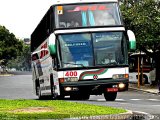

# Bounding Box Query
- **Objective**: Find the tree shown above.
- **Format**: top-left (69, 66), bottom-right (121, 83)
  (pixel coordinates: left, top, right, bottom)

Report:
top-left (7, 43), bottom-right (31, 71)
top-left (120, 0), bottom-right (160, 84)
top-left (0, 25), bottom-right (23, 72)
top-left (20, 45), bottom-right (31, 71)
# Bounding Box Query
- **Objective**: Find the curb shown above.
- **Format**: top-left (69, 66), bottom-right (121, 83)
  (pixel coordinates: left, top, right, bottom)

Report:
top-left (64, 110), bottom-right (133, 120)
top-left (132, 111), bottom-right (155, 120)
top-left (0, 74), bottom-right (14, 77)
top-left (129, 87), bottom-right (158, 95)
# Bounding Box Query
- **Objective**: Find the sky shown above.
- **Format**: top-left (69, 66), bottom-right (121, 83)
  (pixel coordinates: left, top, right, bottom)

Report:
top-left (0, 0), bottom-right (53, 39)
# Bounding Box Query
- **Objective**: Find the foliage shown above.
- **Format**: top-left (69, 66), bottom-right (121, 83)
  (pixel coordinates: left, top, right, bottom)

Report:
top-left (121, 0), bottom-right (160, 50)
top-left (21, 45), bottom-right (31, 71)
top-left (7, 44), bottom-right (31, 71)
top-left (0, 25), bottom-right (23, 71)
top-left (120, 0), bottom-right (160, 83)
top-left (0, 99), bottom-right (126, 119)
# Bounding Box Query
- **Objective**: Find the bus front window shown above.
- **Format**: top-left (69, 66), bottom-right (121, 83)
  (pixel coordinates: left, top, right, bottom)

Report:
top-left (58, 33), bottom-right (94, 68)
top-left (58, 32), bottom-right (128, 68)
top-left (92, 32), bottom-right (128, 66)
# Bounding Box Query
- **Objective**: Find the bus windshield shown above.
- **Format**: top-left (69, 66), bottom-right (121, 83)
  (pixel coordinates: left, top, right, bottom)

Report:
top-left (55, 3), bottom-right (122, 28)
top-left (129, 53), bottom-right (153, 72)
top-left (58, 32), bottom-right (128, 68)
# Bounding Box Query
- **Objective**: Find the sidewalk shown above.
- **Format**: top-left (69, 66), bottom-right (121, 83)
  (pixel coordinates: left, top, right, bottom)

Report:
top-left (0, 73), bottom-right (13, 76)
top-left (129, 82), bottom-right (159, 94)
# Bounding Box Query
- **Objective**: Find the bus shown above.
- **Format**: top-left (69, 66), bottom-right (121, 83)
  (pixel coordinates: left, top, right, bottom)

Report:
top-left (31, 0), bottom-right (136, 101)
top-left (129, 52), bottom-right (155, 84)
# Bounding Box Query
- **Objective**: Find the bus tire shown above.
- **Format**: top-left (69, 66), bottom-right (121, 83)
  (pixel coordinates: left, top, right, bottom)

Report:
top-left (35, 79), bottom-right (39, 96)
top-left (57, 95), bottom-right (64, 100)
top-left (70, 92), bottom-right (82, 100)
top-left (104, 92), bottom-right (117, 101)
top-left (82, 94), bottom-right (90, 100)
top-left (50, 74), bottom-right (54, 97)
top-left (50, 74), bottom-right (64, 100)
top-left (143, 74), bottom-right (149, 84)
top-left (36, 85), bottom-right (44, 100)
top-left (140, 74), bottom-right (149, 85)
top-left (70, 93), bottom-right (79, 100)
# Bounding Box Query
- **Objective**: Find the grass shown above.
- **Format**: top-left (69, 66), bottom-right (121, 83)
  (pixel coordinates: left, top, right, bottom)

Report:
top-left (0, 99), bottom-right (127, 119)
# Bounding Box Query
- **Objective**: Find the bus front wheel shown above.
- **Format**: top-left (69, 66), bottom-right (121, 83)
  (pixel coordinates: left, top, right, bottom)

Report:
top-left (104, 92), bottom-right (117, 101)
top-left (82, 94), bottom-right (90, 100)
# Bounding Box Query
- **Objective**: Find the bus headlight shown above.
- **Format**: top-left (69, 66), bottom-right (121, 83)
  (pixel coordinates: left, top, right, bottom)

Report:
top-left (64, 87), bottom-right (79, 91)
top-left (65, 77), bottom-right (78, 82)
top-left (112, 74), bottom-right (129, 79)
top-left (64, 87), bottom-right (72, 91)
top-left (118, 83), bottom-right (125, 89)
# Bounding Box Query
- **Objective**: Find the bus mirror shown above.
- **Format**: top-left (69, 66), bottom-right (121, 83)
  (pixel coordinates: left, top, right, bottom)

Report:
top-left (127, 30), bottom-right (136, 50)
top-left (49, 34), bottom-right (56, 56)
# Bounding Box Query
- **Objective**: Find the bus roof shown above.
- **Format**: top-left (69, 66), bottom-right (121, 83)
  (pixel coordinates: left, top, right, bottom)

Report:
top-left (53, 0), bottom-right (118, 5)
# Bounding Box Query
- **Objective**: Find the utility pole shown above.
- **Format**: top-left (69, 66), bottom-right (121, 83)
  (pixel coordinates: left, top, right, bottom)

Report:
top-left (138, 56), bottom-right (140, 88)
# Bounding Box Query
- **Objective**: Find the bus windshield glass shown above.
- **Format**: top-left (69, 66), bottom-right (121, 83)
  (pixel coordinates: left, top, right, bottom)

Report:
top-left (58, 32), bottom-right (128, 68)
top-left (55, 3), bottom-right (122, 28)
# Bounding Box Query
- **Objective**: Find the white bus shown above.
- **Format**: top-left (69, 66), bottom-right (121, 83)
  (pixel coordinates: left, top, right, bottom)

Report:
top-left (31, 0), bottom-right (136, 101)
top-left (129, 52), bottom-right (155, 84)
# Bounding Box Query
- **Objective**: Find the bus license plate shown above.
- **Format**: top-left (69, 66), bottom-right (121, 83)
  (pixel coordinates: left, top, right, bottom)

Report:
top-left (107, 88), bottom-right (118, 92)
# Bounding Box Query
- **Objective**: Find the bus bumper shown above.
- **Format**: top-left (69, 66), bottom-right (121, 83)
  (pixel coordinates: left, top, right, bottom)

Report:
top-left (60, 79), bottom-right (128, 95)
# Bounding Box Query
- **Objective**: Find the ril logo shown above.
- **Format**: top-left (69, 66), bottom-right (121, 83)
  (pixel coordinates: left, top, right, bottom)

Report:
top-left (93, 75), bottom-right (98, 80)
top-left (40, 42), bottom-right (48, 59)
top-left (68, 5), bottom-right (108, 12)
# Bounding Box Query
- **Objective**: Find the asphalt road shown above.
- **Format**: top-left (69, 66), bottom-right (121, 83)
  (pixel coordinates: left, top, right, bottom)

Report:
top-left (73, 91), bottom-right (160, 114)
top-left (0, 72), bottom-right (37, 99)
top-left (0, 72), bottom-right (160, 118)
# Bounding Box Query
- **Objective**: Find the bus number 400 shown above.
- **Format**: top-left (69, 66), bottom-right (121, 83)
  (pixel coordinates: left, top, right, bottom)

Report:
top-left (65, 71), bottom-right (77, 77)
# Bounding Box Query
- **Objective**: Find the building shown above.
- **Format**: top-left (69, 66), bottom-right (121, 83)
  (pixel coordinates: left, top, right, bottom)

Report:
top-left (24, 38), bottom-right (30, 45)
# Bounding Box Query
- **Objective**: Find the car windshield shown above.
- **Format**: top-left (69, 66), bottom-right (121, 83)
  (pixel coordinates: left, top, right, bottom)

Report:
top-left (58, 32), bottom-right (128, 68)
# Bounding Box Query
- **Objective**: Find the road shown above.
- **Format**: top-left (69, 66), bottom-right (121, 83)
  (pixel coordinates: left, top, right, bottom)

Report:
top-left (0, 72), bottom-right (37, 99)
top-left (74, 91), bottom-right (160, 114)
top-left (0, 72), bottom-right (160, 117)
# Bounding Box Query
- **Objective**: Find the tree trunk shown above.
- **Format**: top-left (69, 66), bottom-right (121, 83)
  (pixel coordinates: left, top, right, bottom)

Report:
top-left (155, 51), bottom-right (160, 84)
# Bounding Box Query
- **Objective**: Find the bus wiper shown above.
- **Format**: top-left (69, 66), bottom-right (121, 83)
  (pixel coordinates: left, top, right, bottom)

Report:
top-left (63, 62), bottom-right (87, 68)
top-left (105, 62), bottom-right (118, 66)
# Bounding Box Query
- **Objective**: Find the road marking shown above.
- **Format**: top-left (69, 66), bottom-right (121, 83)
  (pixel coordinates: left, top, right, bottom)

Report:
top-left (130, 99), bottom-right (142, 101)
top-left (97, 99), bottom-right (105, 101)
top-left (151, 105), bottom-right (160, 106)
top-left (97, 99), bottom-right (126, 101)
top-left (116, 99), bottom-right (126, 101)
top-left (148, 99), bottom-right (160, 101)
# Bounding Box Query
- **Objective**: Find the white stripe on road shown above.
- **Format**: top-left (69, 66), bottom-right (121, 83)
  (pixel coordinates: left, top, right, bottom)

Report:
top-left (130, 99), bottom-right (143, 101)
top-left (116, 99), bottom-right (126, 101)
top-left (97, 99), bottom-right (105, 101)
top-left (151, 105), bottom-right (160, 106)
top-left (97, 99), bottom-right (125, 101)
top-left (147, 99), bottom-right (160, 101)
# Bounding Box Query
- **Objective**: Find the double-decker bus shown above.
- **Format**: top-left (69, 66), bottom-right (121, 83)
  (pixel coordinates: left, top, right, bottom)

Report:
top-left (31, 0), bottom-right (136, 101)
